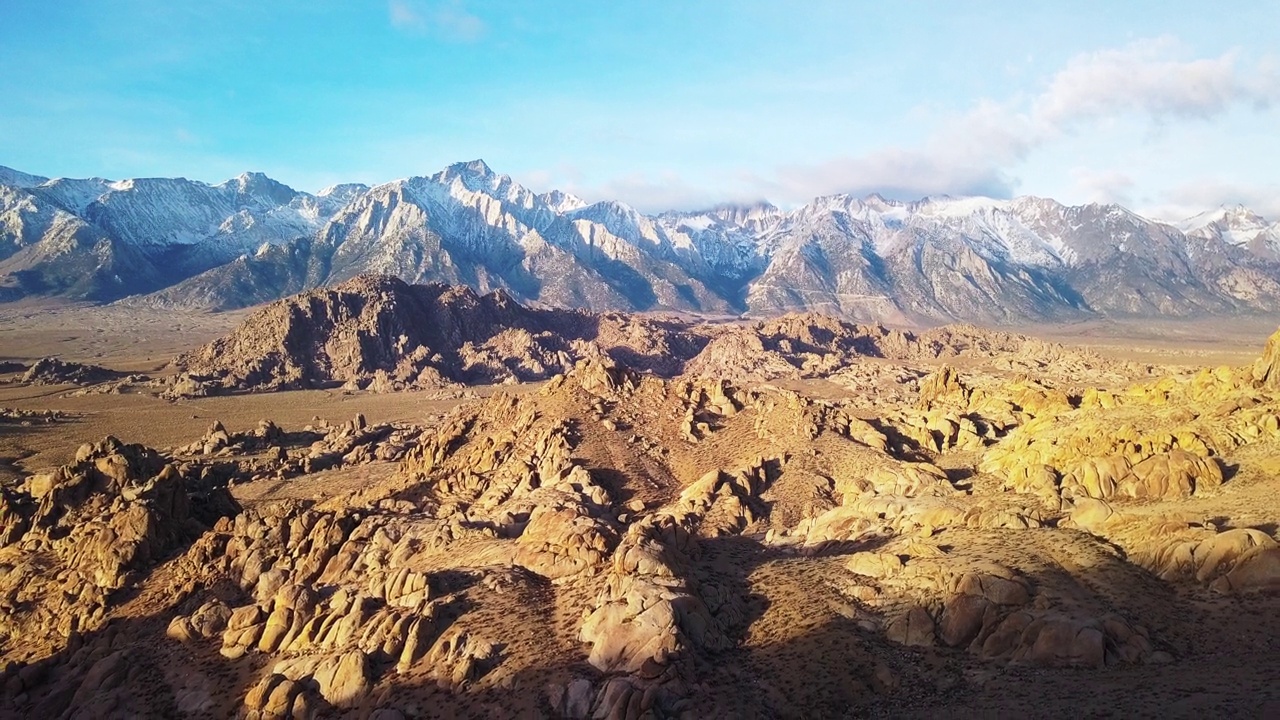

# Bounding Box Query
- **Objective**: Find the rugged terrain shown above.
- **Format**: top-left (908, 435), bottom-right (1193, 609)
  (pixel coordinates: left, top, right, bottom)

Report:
top-left (0, 282), bottom-right (1278, 718)
top-left (167, 275), bottom-right (1151, 399)
top-left (2, 161), bottom-right (1279, 322)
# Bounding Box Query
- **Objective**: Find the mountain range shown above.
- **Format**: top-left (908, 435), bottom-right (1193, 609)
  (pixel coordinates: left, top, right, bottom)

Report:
top-left (1, 159), bottom-right (1278, 323)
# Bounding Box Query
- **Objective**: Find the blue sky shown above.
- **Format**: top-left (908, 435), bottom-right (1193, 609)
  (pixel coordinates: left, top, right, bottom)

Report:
top-left (1, 1), bottom-right (1277, 218)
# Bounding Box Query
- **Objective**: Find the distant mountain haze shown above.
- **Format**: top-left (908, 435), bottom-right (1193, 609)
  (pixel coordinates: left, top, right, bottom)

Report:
top-left (1, 160), bottom-right (1277, 323)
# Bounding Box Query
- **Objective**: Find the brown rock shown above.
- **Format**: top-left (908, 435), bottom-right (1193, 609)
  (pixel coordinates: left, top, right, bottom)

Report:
top-left (885, 606), bottom-right (936, 647)
top-left (1254, 327), bottom-right (1280, 388)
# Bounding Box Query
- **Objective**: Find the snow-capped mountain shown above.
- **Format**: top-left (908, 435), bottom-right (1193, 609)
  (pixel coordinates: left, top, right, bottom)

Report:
top-left (1, 160), bottom-right (1277, 321)
top-left (1179, 205), bottom-right (1280, 262)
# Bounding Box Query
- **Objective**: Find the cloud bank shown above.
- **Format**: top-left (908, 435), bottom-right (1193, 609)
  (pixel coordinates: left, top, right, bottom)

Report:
top-left (574, 37), bottom-right (1277, 218)
top-left (753, 37), bottom-right (1280, 210)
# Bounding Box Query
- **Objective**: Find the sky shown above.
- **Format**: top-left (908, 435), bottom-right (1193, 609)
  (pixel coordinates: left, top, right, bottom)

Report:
top-left (1, 0), bottom-right (1278, 220)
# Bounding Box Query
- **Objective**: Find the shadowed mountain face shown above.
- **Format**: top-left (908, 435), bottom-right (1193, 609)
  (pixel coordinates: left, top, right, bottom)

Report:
top-left (171, 275), bottom-right (1038, 394)
top-left (171, 275), bottom-right (714, 392)
top-left (2, 160), bottom-right (1279, 321)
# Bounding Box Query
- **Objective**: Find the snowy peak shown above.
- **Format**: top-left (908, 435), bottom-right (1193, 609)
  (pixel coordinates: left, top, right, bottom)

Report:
top-left (219, 171), bottom-right (299, 207)
top-left (1, 157), bottom-right (1278, 321)
top-left (537, 189), bottom-right (588, 214)
top-left (454, 158), bottom-right (494, 178)
top-left (0, 165), bottom-right (48, 188)
top-left (1178, 204), bottom-right (1268, 232)
top-left (568, 200), bottom-right (658, 244)
top-left (436, 159), bottom-right (498, 191)
top-left (909, 195), bottom-right (1010, 218)
top-left (318, 183), bottom-right (370, 202)
top-left (702, 201), bottom-right (782, 230)
top-left (31, 177), bottom-right (119, 215)
top-left (1178, 205), bottom-right (1274, 245)
top-left (1174, 204), bottom-right (1280, 262)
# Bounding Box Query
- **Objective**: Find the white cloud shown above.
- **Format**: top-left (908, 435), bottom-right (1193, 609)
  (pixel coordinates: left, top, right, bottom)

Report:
top-left (753, 149), bottom-right (1017, 206)
top-left (1032, 37), bottom-right (1280, 127)
top-left (734, 38), bottom-right (1279, 209)
top-left (580, 171), bottom-right (738, 214)
top-left (1070, 168), bottom-right (1136, 207)
top-left (1144, 180), bottom-right (1280, 223)
top-left (388, 0), bottom-right (485, 41)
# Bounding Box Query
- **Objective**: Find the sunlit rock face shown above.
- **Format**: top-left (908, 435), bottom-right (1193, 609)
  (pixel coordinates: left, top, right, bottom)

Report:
top-left (3, 287), bottom-right (1280, 717)
top-left (3, 161), bottom-right (1280, 321)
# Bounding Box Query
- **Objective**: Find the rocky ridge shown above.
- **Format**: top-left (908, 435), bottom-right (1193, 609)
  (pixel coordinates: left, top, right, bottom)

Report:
top-left (0, 323), bottom-right (1278, 715)
top-left (20, 358), bottom-right (124, 387)
top-left (2, 161), bottom-right (1279, 322)
top-left (172, 276), bottom-right (1146, 400)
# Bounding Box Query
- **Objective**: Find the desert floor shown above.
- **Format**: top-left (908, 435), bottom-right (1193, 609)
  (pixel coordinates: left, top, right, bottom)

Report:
top-left (2, 303), bottom-right (1279, 719)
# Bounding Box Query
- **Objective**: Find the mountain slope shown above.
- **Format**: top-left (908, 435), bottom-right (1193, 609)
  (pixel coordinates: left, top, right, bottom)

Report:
top-left (0, 160), bottom-right (1277, 322)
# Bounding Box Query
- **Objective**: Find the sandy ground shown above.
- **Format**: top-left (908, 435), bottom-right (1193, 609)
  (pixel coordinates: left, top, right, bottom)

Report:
top-left (0, 381), bottom-right (482, 476)
top-left (0, 302), bottom-right (248, 371)
top-left (1010, 316), bottom-right (1278, 367)
top-left (2, 303), bottom-right (1279, 718)
top-left (0, 303), bottom-right (1272, 479)
top-left (0, 303), bottom-right (553, 473)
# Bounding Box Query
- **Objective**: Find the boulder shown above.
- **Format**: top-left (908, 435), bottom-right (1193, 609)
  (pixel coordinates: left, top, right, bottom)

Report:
top-left (1254, 327), bottom-right (1280, 389)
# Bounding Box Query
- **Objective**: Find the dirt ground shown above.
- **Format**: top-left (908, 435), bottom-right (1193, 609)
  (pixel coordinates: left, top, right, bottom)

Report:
top-left (1, 302), bottom-right (1279, 719)
top-left (0, 303), bottom-right (1267, 475)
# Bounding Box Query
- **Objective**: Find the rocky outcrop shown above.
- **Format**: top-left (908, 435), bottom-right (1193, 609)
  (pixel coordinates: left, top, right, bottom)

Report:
top-left (171, 275), bottom-right (707, 393)
top-left (4, 324), bottom-right (1280, 717)
top-left (0, 407), bottom-right (68, 425)
top-left (0, 437), bottom-right (238, 645)
top-left (20, 357), bottom-right (123, 386)
top-left (1255, 326), bottom-right (1280, 389)
top-left (854, 535), bottom-right (1157, 668)
top-left (172, 277), bottom-right (1133, 395)
top-left (1059, 450), bottom-right (1224, 501)
top-left (174, 414), bottom-right (425, 480)
top-left (172, 276), bottom-right (566, 391)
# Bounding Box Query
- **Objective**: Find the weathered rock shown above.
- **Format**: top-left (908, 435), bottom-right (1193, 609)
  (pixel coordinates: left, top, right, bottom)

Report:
top-left (885, 606), bottom-right (936, 647)
top-left (1211, 546), bottom-right (1280, 594)
top-left (1254, 327), bottom-right (1280, 389)
top-left (274, 650), bottom-right (370, 708)
top-left (21, 357), bottom-right (122, 386)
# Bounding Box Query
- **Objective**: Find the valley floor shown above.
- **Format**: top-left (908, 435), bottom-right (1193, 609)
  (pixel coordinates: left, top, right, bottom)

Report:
top-left (0, 304), bottom-right (1278, 718)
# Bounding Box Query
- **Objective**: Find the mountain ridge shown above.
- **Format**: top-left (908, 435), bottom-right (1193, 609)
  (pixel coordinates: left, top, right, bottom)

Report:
top-left (1, 160), bottom-right (1278, 322)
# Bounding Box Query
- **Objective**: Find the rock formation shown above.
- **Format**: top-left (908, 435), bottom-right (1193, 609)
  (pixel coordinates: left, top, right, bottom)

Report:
top-left (0, 437), bottom-right (239, 655)
top-left (171, 275), bottom-right (709, 393)
top-left (1, 297), bottom-right (1279, 716)
top-left (172, 277), bottom-right (1141, 399)
top-left (1256, 325), bottom-right (1280, 388)
top-left (20, 357), bottom-right (123, 386)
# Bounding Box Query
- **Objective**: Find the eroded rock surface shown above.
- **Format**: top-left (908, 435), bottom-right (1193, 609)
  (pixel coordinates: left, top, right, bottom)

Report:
top-left (20, 357), bottom-right (124, 386)
top-left (2, 309), bottom-right (1279, 718)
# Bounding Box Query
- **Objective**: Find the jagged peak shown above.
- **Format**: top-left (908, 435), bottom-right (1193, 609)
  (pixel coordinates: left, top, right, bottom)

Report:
top-left (537, 188), bottom-right (588, 212)
top-left (1009, 195), bottom-right (1065, 211)
top-left (706, 200), bottom-right (780, 218)
top-left (656, 201), bottom-right (783, 231)
top-left (910, 195), bottom-right (1009, 217)
top-left (219, 171), bottom-right (298, 201)
top-left (570, 198), bottom-right (646, 223)
top-left (434, 159), bottom-right (524, 199)
top-left (864, 192), bottom-right (892, 204)
top-left (0, 165), bottom-right (50, 188)
top-left (234, 170), bottom-right (272, 184)
top-left (440, 159), bottom-right (495, 181)
top-left (1179, 204), bottom-right (1268, 231)
top-left (317, 182), bottom-right (371, 200)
